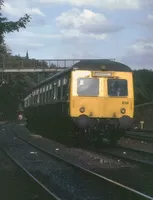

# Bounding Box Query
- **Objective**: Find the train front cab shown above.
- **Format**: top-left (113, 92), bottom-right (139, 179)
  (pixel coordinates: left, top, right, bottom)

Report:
top-left (69, 69), bottom-right (134, 143)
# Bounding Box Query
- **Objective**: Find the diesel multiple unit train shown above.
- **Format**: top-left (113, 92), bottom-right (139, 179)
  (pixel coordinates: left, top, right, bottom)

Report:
top-left (24, 59), bottom-right (134, 145)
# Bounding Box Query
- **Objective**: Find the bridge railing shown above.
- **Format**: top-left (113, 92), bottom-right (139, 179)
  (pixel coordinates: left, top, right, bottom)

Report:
top-left (0, 57), bottom-right (81, 70)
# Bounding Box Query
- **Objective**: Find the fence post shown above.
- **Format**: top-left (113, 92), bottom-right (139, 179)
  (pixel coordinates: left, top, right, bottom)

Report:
top-left (140, 121), bottom-right (144, 130)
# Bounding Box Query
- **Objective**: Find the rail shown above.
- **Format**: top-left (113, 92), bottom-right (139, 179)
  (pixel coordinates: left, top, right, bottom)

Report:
top-left (4, 150), bottom-right (61, 200)
top-left (135, 101), bottom-right (153, 108)
top-left (11, 123), bottom-right (153, 200)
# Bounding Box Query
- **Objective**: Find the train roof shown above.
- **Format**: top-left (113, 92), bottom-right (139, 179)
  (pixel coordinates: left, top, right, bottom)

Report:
top-left (72, 59), bottom-right (132, 71)
top-left (27, 59), bottom-right (132, 94)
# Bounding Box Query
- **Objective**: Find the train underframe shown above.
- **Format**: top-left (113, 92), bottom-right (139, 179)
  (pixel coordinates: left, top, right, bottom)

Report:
top-left (73, 114), bottom-right (134, 146)
top-left (25, 106), bottom-right (133, 147)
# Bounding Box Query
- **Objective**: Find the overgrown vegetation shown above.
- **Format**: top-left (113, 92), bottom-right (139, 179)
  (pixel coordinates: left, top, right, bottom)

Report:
top-left (0, 0), bottom-right (31, 119)
top-left (133, 69), bottom-right (153, 105)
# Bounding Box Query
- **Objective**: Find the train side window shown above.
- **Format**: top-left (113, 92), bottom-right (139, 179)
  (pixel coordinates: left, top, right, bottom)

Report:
top-left (53, 82), bottom-right (57, 100)
top-left (32, 92), bottom-right (33, 105)
top-left (34, 92), bottom-right (35, 104)
top-left (51, 84), bottom-right (53, 100)
top-left (29, 95), bottom-right (31, 105)
top-left (57, 79), bottom-right (61, 99)
top-left (62, 76), bottom-right (69, 100)
top-left (28, 95), bottom-right (30, 106)
top-left (36, 90), bottom-right (38, 104)
top-left (45, 86), bottom-right (47, 102)
top-left (33, 91), bottom-right (35, 104)
top-left (24, 99), bottom-right (27, 107)
top-left (49, 83), bottom-right (53, 100)
top-left (31, 92), bottom-right (33, 105)
top-left (46, 85), bottom-right (49, 102)
top-left (29, 94), bottom-right (31, 105)
top-left (33, 93), bottom-right (35, 104)
top-left (34, 90), bottom-right (36, 104)
top-left (30, 95), bottom-right (32, 105)
top-left (36, 89), bottom-right (39, 103)
top-left (48, 85), bottom-right (50, 101)
top-left (40, 88), bottom-right (43, 103)
top-left (32, 93), bottom-right (34, 105)
top-left (26, 98), bottom-right (28, 107)
top-left (43, 86), bottom-right (46, 103)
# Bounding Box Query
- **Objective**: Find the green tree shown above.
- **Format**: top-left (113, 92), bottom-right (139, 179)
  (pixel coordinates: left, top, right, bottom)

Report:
top-left (0, 0), bottom-right (31, 45)
top-left (0, 0), bottom-right (31, 119)
top-left (134, 69), bottom-right (153, 105)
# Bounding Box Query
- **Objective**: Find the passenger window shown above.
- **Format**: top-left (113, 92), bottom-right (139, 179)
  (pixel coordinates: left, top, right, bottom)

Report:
top-left (37, 89), bottom-right (40, 103)
top-left (57, 79), bottom-right (61, 99)
top-left (31, 92), bottom-right (33, 105)
top-left (46, 85), bottom-right (49, 102)
top-left (49, 84), bottom-right (53, 99)
top-left (40, 88), bottom-right (43, 103)
top-left (29, 95), bottom-right (31, 105)
top-left (34, 91), bottom-right (36, 104)
top-left (53, 82), bottom-right (57, 100)
top-left (62, 77), bottom-right (69, 100)
top-left (43, 86), bottom-right (46, 103)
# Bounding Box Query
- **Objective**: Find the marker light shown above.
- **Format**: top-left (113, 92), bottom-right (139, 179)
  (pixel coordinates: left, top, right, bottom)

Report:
top-left (80, 107), bottom-right (85, 113)
top-left (120, 108), bottom-right (126, 114)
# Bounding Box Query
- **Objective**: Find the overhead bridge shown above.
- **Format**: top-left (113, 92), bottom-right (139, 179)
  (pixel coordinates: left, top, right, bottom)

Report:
top-left (0, 58), bottom-right (82, 73)
top-left (0, 68), bottom-right (65, 72)
top-left (0, 58), bottom-right (116, 73)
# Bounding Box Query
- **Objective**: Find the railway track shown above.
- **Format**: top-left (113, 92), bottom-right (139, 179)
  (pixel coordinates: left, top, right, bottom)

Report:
top-left (93, 145), bottom-right (153, 167)
top-left (117, 144), bottom-right (153, 155)
top-left (0, 125), bottom-right (59, 200)
top-left (0, 147), bottom-right (55, 200)
top-left (2, 123), bottom-right (152, 200)
top-left (0, 123), bottom-right (127, 200)
top-left (125, 131), bottom-right (153, 142)
top-left (3, 150), bottom-right (60, 200)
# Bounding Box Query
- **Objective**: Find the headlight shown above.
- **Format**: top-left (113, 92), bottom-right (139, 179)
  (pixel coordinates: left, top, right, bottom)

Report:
top-left (120, 108), bottom-right (126, 114)
top-left (80, 107), bottom-right (85, 113)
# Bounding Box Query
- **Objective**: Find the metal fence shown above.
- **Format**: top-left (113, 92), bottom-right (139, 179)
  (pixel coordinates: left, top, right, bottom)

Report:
top-left (0, 58), bottom-right (83, 70)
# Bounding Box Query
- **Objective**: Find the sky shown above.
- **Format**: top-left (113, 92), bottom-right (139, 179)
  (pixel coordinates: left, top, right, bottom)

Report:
top-left (2, 0), bottom-right (153, 69)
